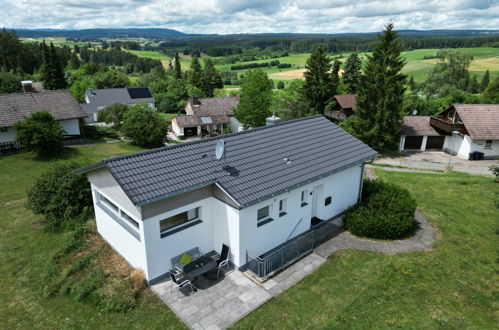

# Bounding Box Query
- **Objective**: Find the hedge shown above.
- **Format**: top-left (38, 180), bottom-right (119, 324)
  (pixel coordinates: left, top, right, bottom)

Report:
top-left (344, 179), bottom-right (417, 239)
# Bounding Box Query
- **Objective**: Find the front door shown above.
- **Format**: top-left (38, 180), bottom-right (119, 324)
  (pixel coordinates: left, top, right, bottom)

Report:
top-left (311, 185), bottom-right (323, 219)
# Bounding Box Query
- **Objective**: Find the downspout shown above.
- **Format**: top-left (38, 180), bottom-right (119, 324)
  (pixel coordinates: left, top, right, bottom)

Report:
top-left (357, 163), bottom-right (366, 203)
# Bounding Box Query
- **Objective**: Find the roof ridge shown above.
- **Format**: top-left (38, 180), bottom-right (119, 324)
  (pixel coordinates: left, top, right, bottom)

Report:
top-left (103, 115), bottom-right (325, 163)
top-left (0, 90), bottom-right (70, 97)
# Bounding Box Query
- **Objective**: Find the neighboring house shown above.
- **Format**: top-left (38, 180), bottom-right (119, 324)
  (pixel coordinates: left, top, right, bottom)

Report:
top-left (0, 90), bottom-right (87, 151)
top-left (400, 104), bottom-right (499, 159)
top-left (171, 95), bottom-right (243, 138)
top-left (75, 115), bottom-right (376, 283)
top-left (82, 88), bottom-right (155, 123)
top-left (324, 94), bottom-right (357, 122)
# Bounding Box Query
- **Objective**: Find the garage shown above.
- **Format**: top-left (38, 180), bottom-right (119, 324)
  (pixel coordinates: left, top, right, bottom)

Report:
top-left (426, 136), bottom-right (445, 150)
top-left (403, 136), bottom-right (423, 150)
top-left (184, 127), bottom-right (198, 137)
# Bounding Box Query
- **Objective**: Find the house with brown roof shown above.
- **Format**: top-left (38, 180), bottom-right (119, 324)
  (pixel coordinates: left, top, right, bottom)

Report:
top-left (324, 94), bottom-right (357, 122)
top-left (0, 91), bottom-right (87, 151)
top-left (171, 96), bottom-right (243, 139)
top-left (400, 104), bottom-right (499, 159)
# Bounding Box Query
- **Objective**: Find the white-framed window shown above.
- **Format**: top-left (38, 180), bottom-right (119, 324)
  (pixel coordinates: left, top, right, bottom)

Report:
top-left (257, 205), bottom-right (272, 226)
top-left (279, 199), bottom-right (287, 216)
top-left (121, 210), bottom-right (139, 229)
top-left (99, 194), bottom-right (119, 214)
top-left (96, 192), bottom-right (140, 239)
top-left (160, 206), bottom-right (200, 236)
top-left (485, 140), bottom-right (493, 149)
top-left (301, 190), bottom-right (308, 207)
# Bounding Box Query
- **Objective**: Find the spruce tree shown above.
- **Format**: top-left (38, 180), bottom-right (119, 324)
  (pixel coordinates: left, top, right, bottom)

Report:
top-left (331, 59), bottom-right (341, 96)
top-left (342, 53), bottom-right (361, 94)
top-left (480, 69), bottom-right (490, 91)
top-left (173, 53), bottom-right (182, 79)
top-left (349, 23), bottom-right (406, 150)
top-left (68, 52), bottom-right (81, 69)
top-left (41, 42), bottom-right (67, 90)
top-left (188, 55), bottom-right (203, 89)
top-left (201, 58), bottom-right (223, 97)
top-left (302, 46), bottom-right (332, 114)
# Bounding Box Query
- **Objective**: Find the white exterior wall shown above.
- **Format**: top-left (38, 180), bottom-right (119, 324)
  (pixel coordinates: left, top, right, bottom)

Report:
top-left (171, 121), bottom-right (183, 137)
top-left (444, 134), bottom-right (472, 159)
top-left (0, 127), bottom-right (17, 143)
top-left (466, 139), bottom-right (499, 158)
top-left (59, 119), bottom-right (81, 135)
top-left (229, 116), bottom-right (244, 132)
top-left (91, 186), bottom-right (148, 274)
top-left (236, 164), bottom-right (363, 266)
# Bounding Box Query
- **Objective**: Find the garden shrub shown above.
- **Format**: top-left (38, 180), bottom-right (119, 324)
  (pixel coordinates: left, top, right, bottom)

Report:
top-left (82, 124), bottom-right (119, 141)
top-left (344, 179), bottom-right (417, 239)
top-left (26, 160), bottom-right (93, 232)
top-left (121, 104), bottom-right (168, 147)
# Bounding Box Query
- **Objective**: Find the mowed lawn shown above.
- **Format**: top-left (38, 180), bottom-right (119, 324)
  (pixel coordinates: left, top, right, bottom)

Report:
top-left (0, 143), bottom-right (186, 329)
top-left (234, 170), bottom-right (498, 329)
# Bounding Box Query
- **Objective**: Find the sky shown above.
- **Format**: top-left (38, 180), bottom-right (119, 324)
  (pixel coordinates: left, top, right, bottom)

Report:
top-left (1, 0), bottom-right (499, 34)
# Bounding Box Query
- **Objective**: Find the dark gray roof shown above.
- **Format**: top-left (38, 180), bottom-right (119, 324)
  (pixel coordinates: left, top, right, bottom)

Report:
top-left (83, 88), bottom-right (154, 114)
top-left (0, 91), bottom-right (87, 127)
top-left (76, 115), bottom-right (376, 208)
top-left (187, 96), bottom-right (239, 116)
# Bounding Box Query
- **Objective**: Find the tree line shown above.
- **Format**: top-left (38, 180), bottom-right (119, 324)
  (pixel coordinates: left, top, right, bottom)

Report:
top-left (77, 47), bottom-right (161, 73)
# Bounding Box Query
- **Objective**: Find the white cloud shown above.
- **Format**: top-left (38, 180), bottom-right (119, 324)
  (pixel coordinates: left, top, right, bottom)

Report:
top-left (1, 0), bottom-right (498, 33)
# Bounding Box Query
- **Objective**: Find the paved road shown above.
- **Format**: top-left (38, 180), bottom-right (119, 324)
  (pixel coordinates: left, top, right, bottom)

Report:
top-left (375, 151), bottom-right (496, 175)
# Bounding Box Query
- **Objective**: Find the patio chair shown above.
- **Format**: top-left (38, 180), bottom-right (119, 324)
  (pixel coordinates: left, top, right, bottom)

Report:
top-left (169, 269), bottom-right (195, 297)
top-left (215, 244), bottom-right (230, 279)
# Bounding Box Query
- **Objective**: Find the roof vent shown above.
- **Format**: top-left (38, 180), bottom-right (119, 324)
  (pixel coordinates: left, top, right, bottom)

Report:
top-left (283, 157), bottom-right (291, 164)
top-left (21, 80), bottom-right (33, 93)
top-left (266, 115), bottom-right (282, 126)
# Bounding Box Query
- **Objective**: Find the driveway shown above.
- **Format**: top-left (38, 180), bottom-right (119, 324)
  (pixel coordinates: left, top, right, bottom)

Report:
top-left (375, 151), bottom-right (497, 175)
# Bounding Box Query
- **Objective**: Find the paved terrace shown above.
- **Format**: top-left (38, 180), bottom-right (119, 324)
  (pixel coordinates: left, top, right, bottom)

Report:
top-left (151, 210), bottom-right (435, 330)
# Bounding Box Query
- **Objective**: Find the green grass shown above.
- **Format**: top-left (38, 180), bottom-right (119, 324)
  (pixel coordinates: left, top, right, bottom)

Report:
top-left (158, 112), bottom-right (179, 122)
top-left (234, 170), bottom-right (498, 329)
top-left (0, 143), bottom-right (186, 329)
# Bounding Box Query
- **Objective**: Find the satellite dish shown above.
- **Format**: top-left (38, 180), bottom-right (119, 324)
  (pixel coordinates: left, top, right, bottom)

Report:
top-left (215, 139), bottom-right (225, 160)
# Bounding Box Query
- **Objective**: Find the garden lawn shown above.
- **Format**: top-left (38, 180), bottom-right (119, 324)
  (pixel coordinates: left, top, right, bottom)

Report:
top-left (0, 143), bottom-right (186, 329)
top-left (234, 170), bottom-right (498, 329)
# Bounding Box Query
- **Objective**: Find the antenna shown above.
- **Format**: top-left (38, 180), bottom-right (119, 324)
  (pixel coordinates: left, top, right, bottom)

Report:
top-left (215, 139), bottom-right (225, 160)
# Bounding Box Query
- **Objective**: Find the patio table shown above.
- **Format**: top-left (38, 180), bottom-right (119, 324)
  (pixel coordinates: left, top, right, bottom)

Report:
top-left (183, 255), bottom-right (217, 280)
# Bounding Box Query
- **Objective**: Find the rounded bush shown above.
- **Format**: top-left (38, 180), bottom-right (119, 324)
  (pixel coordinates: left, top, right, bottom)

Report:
top-left (344, 179), bottom-right (417, 239)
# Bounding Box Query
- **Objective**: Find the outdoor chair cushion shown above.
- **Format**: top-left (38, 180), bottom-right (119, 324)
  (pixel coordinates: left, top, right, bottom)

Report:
top-left (180, 253), bottom-right (192, 265)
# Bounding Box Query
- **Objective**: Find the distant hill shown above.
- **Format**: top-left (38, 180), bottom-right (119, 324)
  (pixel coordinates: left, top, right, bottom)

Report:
top-left (12, 28), bottom-right (186, 39)
top-left (9, 28), bottom-right (499, 40)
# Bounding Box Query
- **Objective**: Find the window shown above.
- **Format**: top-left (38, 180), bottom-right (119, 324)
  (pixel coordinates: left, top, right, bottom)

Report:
top-left (0, 127), bottom-right (8, 133)
top-left (121, 210), bottom-right (139, 229)
top-left (325, 196), bottom-right (332, 206)
top-left (485, 140), bottom-right (493, 149)
top-left (160, 207), bottom-right (200, 234)
top-left (301, 190), bottom-right (308, 207)
top-left (257, 205), bottom-right (273, 226)
top-left (279, 199), bottom-right (287, 217)
top-left (99, 194), bottom-right (119, 214)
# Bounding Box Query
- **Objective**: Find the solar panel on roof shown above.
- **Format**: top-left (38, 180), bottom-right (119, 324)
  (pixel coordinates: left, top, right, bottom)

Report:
top-left (127, 88), bottom-right (152, 99)
top-left (200, 117), bottom-right (213, 124)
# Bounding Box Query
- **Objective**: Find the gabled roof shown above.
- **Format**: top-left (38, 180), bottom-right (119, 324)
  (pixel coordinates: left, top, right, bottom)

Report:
top-left (0, 91), bottom-right (87, 128)
top-left (76, 115), bottom-right (376, 208)
top-left (172, 115), bottom-right (202, 127)
top-left (451, 104), bottom-right (499, 140)
top-left (328, 94), bottom-right (357, 110)
top-left (188, 96), bottom-right (239, 117)
top-left (83, 88), bottom-right (154, 113)
top-left (402, 116), bottom-right (441, 136)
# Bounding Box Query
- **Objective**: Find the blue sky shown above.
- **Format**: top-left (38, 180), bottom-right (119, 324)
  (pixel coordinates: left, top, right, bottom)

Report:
top-left (1, 0), bottom-right (498, 33)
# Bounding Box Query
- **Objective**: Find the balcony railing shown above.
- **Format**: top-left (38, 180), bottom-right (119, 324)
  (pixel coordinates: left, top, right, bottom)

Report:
top-left (323, 110), bottom-right (347, 121)
top-left (246, 219), bottom-right (340, 281)
top-left (0, 141), bottom-right (20, 154)
top-left (430, 116), bottom-right (463, 133)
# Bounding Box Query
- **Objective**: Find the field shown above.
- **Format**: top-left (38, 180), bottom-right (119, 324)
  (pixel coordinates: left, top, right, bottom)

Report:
top-left (1, 144), bottom-right (497, 328)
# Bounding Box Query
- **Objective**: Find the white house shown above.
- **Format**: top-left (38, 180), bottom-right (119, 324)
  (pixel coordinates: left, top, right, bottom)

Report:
top-left (76, 115), bottom-right (376, 283)
top-left (171, 96), bottom-right (243, 138)
top-left (81, 88), bottom-right (155, 123)
top-left (400, 104), bottom-right (499, 159)
top-left (0, 90), bottom-right (87, 151)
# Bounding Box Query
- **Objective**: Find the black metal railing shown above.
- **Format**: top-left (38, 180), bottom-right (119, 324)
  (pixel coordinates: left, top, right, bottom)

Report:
top-left (246, 219), bottom-right (340, 281)
top-left (0, 141), bottom-right (21, 154)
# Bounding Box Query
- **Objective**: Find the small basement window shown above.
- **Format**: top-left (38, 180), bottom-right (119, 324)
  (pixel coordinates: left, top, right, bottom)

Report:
top-left (160, 207), bottom-right (200, 235)
top-left (301, 190), bottom-right (308, 207)
top-left (257, 206), bottom-right (272, 226)
top-left (485, 140), bottom-right (493, 149)
top-left (279, 199), bottom-right (287, 217)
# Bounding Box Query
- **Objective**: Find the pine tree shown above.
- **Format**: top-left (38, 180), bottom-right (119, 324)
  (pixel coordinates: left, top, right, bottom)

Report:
top-left (480, 69), bottom-right (490, 91)
top-left (408, 76), bottom-right (416, 92)
top-left (349, 23), bottom-right (406, 150)
top-left (188, 55), bottom-right (203, 89)
top-left (173, 53), bottom-right (182, 79)
top-left (201, 58), bottom-right (223, 97)
top-left (342, 52), bottom-right (361, 94)
top-left (68, 52), bottom-right (81, 69)
top-left (41, 42), bottom-right (67, 90)
top-left (302, 46), bottom-right (332, 114)
top-left (234, 70), bottom-right (273, 129)
top-left (331, 59), bottom-right (341, 96)
top-left (467, 75), bottom-right (479, 94)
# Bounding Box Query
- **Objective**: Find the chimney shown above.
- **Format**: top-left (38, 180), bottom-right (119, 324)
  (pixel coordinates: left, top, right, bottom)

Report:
top-left (192, 94), bottom-right (200, 106)
top-left (21, 81), bottom-right (33, 93)
top-left (266, 115), bottom-right (282, 126)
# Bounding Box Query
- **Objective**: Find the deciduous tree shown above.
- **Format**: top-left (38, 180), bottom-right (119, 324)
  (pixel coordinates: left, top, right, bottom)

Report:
top-left (234, 70), bottom-right (273, 128)
top-left (97, 103), bottom-right (129, 127)
top-left (121, 104), bottom-right (167, 147)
